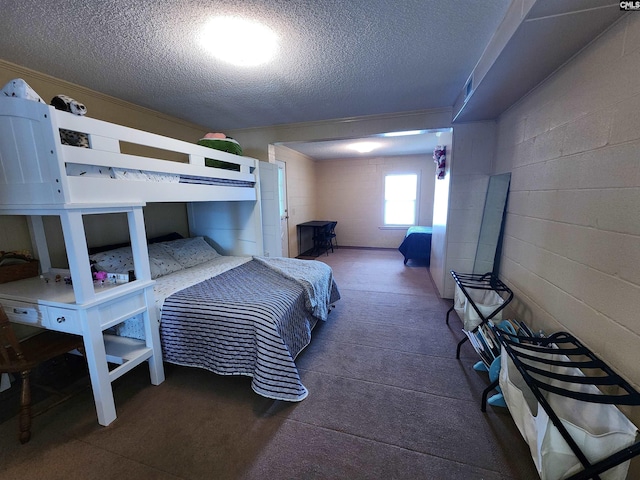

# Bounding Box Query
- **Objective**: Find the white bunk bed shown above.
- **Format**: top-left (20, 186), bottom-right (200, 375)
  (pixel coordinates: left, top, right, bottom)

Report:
top-left (0, 96), bottom-right (263, 426)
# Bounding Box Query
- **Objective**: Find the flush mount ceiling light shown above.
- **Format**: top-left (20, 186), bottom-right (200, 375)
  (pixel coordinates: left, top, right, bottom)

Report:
top-left (347, 142), bottom-right (380, 154)
top-left (380, 130), bottom-right (426, 137)
top-left (200, 16), bottom-right (278, 67)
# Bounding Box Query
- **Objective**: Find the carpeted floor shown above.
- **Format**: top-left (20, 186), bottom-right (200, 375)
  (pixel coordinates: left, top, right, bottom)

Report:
top-left (0, 248), bottom-right (541, 479)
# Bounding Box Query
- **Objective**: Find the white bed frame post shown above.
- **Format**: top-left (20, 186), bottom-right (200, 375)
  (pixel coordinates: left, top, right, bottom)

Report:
top-left (60, 210), bottom-right (94, 304)
top-left (127, 207), bottom-right (152, 282)
top-left (59, 209), bottom-right (119, 425)
top-left (81, 309), bottom-right (117, 425)
top-left (142, 286), bottom-right (163, 385)
top-left (27, 215), bottom-right (52, 273)
top-left (128, 206), bottom-right (163, 384)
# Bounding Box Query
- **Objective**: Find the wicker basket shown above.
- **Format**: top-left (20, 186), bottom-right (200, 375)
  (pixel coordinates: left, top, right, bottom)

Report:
top-left (0, 260), bottom-right (39, 284)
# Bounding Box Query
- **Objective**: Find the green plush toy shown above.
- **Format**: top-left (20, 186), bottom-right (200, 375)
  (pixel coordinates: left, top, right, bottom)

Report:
top-left (198, 133), bottom-right (243, 156)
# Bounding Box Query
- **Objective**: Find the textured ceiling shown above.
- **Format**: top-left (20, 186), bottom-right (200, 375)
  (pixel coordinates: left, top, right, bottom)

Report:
top-left (0, 0), bottom-right (511, 132)
top-left (0, 1), bottom-right (623, 160)
top-left (279, 129), bottom-right (449, 161)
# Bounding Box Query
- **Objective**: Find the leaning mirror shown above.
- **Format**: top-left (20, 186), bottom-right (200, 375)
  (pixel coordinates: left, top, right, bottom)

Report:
top-left (473, 173), bottom-right (511, 275)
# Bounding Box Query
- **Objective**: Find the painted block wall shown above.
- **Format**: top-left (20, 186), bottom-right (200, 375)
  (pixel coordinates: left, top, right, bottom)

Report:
top-left (314, 154), bottom-right (437, 249)
top-left (494, 14), bottom-right (640, 400)
top-left (271, 144), bottom-right (317, 257)
top-left (439, 122), bottom-right (496, 298)
top-left (229, 111), bottom-right (496, 269)
top-left (430, 149), bottom-right (451, 299)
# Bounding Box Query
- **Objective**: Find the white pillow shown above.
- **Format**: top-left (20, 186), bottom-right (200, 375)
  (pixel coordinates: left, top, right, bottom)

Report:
top-left (159, 236), bottom-right (221, 268)
top-left (147, 243), bottom-right (184, 278)
top-left (90, 244), bottom-right (184, 279)
top-left (90, 246), bottom-right (134, 274)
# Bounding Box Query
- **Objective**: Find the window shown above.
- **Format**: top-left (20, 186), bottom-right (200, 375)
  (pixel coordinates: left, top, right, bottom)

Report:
top-left (384, 173), bottom-right (418, 225)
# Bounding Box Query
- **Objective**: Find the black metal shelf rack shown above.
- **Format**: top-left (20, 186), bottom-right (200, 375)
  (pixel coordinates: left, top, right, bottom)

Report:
top-left (488, 328), bottom-right (640, 480)
top-left (447, 271), bottom-right (640, 478)
top-left (446, 270), bottom-right (514, 360)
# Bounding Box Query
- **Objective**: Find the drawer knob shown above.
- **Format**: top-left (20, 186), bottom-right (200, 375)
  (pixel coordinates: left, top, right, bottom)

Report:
top-left (57, 316), bottom-right (66, 323)
top-left (13, 308), bottom-right (28, 315)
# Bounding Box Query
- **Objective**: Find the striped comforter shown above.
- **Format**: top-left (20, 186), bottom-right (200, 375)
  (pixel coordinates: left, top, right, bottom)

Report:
top-left (160, 259), bottom-right (339, 401)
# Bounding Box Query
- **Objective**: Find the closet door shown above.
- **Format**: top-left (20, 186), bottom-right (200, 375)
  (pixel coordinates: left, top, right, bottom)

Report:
top-left (259, 161), bottom-right (283, 257)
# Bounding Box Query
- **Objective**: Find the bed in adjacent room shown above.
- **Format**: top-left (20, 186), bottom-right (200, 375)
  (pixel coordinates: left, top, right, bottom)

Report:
top-left (398, 226), bottom-right (432, 265)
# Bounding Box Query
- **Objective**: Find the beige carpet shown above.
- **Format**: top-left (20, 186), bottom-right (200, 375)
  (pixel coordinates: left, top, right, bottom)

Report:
top-left (0, 248), bottom-right (541, 479)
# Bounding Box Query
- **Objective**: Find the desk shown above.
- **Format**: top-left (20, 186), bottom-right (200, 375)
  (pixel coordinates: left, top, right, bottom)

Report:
top-left (0, 276), bottom-right (164, 426)
top-left (0, 205), bottom-right (164, 428)
top-left (297, 220), bottom-right (334, 257)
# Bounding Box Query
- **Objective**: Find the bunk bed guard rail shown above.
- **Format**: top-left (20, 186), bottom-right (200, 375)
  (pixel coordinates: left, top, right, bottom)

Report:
top-left (0, 97), bottom-right (258, 206)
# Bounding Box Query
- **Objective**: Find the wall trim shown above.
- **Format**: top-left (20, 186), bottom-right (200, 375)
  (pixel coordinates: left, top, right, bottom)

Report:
top-left (230, 107), bottom-right (454, 135)
top-left (0, 59), bottom-right (208, 131)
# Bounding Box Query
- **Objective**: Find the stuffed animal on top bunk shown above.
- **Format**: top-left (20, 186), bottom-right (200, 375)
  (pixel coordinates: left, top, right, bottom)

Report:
top-left (51, 94), bottom-right (87, 116)
top-left (50, 94), bottom-right (90, 148)
top-left (198, 132), bottom-right (244, 157)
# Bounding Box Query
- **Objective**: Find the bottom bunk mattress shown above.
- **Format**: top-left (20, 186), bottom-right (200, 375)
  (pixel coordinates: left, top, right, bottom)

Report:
top-left (159, 258), bottom-right (340, 402)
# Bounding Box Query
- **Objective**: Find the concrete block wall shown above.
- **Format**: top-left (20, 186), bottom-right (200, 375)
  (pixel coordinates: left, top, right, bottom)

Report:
top-left (271, 145), bottom-right (318, 256)
top-left (315, 154), bottom-right (437, 250)
top-left (494, 14), bottom-right (640, 395)
top-left (441, 121), bottom-right (496, 298)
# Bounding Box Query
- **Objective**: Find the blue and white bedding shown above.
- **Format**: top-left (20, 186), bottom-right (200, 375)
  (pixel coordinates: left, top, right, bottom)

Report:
top-left (157, 256), bottom-right (338, 401)
top-left (253, 256), bottom-right (334, 321)
top-left (161, 258), bottom-right (339, 401)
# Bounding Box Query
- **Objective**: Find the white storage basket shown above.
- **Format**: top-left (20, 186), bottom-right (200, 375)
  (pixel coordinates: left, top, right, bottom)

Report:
top-left (454, 284), bottom-right (504, 331)
top-left (500, 347), bottom-right (638, 480)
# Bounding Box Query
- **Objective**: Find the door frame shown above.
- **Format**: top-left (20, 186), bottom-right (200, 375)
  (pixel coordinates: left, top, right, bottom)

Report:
top-left (275, 160), bottom-right (289, 257)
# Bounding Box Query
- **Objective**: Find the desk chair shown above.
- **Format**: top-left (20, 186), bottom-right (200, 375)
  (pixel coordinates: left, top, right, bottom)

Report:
top-left (327, 221), bottom-right (338, 250)
top-left (0, 305), bottom-right (84, 443)
top-left (313, 223), bottom-right (334, 256)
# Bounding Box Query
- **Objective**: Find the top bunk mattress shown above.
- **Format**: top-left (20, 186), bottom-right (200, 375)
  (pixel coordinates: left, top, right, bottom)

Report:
top-left (66, 163), bottom-right (255, 188)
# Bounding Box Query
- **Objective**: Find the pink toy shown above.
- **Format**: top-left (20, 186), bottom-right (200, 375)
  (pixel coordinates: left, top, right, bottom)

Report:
top-left (203, 132), bottom-right (227, 139)
top-left (93, 271), bottom-right (108, 281)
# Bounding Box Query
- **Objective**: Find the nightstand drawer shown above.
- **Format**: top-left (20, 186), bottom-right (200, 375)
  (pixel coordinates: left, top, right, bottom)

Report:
top-left (46, 306), bottom-right (81, 334)
top-left (2, 299), bottom-right (46, 327)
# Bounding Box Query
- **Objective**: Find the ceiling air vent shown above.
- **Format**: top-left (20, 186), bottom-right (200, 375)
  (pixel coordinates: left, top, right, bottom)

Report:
top-left (464, 76), bottom-right (473, 101)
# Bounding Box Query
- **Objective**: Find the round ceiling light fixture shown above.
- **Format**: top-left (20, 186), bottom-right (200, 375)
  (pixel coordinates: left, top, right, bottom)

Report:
top-left (347, 142), bottom-right (380, 154)
top-left (200, 16), bottom-right (278, 67)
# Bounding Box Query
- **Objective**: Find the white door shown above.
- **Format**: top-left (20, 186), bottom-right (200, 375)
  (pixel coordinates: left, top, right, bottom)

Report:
top-left (276, 160), bottom-right (290, 257)
top-left (258, 161), bottom-right (282, 257)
